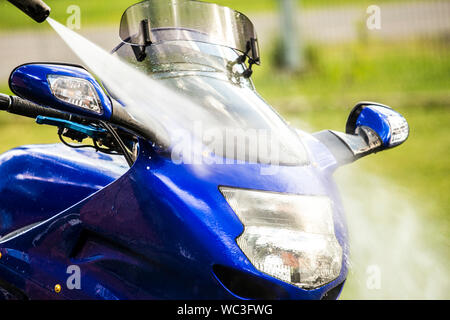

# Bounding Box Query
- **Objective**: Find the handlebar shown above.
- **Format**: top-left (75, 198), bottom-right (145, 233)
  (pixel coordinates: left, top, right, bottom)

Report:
top-left (0, 93), bottom-right (170, 149)
top-left (0, 93), bottom-right (135, 166)
top-left (0, 93), bottom-right (83, 123)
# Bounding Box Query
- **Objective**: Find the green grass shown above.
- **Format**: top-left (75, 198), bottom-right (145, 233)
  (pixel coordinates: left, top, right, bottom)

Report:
top-left (0, 113), bottom-right (60, 150)
top-left (210, 0), bottom-right (426, 13)
top-left (0, 85), bottom-right (59, 150)
top-left (0, 0), bottom-right (429, 31)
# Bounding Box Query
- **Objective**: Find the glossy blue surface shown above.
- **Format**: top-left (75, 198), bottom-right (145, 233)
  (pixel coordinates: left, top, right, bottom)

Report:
top-left (9, 63), bottom-right (113, 119)
top-left (0, 144), bottom-right (127, 236)
top-left (0, 132), bottom-right (348, 300)
top-left (355, 105), bottom-right (400, 147)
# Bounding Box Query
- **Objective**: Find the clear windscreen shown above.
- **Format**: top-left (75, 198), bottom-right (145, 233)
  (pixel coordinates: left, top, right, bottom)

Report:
top-left (113, 1), bottom-right (309, 167)
top-left (119, 0), bottom-right (260, 63)
top-left (113, 41), bottom-right (309, 167)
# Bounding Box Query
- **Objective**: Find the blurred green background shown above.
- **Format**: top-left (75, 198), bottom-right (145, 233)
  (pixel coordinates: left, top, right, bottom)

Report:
top-left (0, 0), bottom-right (427, 29)
top-left (0, 0), bottom-right (448, 299)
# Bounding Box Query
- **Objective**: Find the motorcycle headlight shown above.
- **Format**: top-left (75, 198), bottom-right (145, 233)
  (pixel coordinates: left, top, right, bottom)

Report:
top-left (220, 187), bottom-right (343, 289)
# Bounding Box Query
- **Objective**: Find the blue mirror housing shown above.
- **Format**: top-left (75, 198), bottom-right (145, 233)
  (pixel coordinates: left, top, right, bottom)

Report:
top-left (346, 102), bottom-right (409, 149)
top-left (313, 101), bottom-right (409, 167)
top-left (9, 63), bottom-right (112, 120)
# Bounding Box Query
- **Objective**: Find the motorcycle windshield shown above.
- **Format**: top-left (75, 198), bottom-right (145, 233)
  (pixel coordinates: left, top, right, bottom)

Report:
top-left (119, 0), bottom-right (260, 63)
top-left (113, 40), bottom-right (309, 167)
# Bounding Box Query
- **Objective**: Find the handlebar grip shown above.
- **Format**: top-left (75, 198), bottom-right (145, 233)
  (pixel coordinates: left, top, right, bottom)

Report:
top-left (0, 93), bottom-right (83, 122)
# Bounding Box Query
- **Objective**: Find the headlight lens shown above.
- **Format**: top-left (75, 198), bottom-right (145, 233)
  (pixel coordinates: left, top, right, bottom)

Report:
top-left (220, 187), bottom-right (342, 289)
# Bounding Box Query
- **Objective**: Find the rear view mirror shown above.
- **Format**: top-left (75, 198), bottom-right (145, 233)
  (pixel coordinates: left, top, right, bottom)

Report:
top-left (9, 63), bottom-right (113, 120)
top-left (346, 102), bottom-right (409, 149)
top-left (313, 102), bottom-right (409, 166)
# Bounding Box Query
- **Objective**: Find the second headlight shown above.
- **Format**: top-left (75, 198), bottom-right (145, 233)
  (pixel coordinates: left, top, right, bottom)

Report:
top-left (220, 187), bottom-right (343, 289)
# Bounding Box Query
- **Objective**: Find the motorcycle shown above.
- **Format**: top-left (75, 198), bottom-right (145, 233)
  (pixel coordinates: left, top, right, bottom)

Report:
top-left (0, 0), bottom-right (409, 300)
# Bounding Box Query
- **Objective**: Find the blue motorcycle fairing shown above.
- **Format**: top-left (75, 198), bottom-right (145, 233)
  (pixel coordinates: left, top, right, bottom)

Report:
top-left (0, 134), bottom-right (348, 300)
top-left (9, 63), bottom-right (113, 119)
top-left (0, 144), bottom-right (128, 237)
